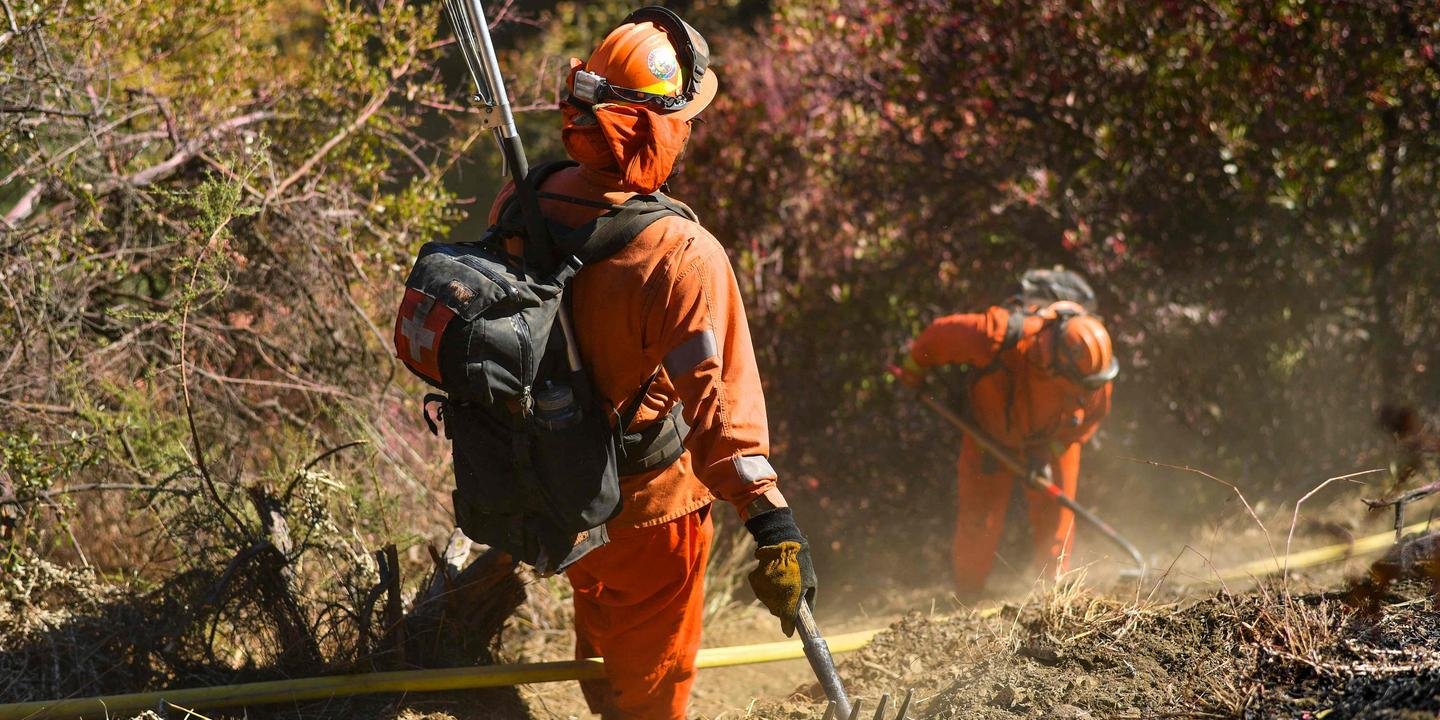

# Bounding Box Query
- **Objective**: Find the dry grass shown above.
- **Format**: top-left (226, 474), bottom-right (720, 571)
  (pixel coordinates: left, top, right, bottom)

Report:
top-left (1242, 592), bottom-right (1353, 668)
top-left (742, 558), bottom-right (1433, 720)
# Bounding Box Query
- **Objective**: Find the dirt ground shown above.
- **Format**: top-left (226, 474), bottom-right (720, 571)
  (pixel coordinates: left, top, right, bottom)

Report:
top-left (727, 506), bottom-right (1440, 720)
top-left (738, 578), bottom-right (1440, 720)
top-left (379, 548), bottom-right (1435, 720)
top-left (6, 494), bottom-right (1439, 720)
top-left (494, 503), bottom-right (1440, 720)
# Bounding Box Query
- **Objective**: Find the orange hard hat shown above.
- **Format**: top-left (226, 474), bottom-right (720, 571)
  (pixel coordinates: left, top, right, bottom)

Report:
top-left (569, 7), bottom-right (718, 121)
top-left (1039, 302), bottom-right (1119, 389)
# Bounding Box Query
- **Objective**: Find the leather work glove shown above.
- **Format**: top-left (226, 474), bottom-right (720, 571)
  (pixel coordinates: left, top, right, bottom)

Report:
top-left (744, 507), bottom-right (817, 637)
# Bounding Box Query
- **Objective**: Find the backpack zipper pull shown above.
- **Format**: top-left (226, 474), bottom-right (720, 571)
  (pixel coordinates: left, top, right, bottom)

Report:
top-left (519, 384), bottom-right (534, 418)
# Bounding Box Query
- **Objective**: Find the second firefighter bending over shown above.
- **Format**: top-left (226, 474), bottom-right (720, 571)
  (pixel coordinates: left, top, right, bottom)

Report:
top-left (897, 272), bottom-right (1118, 595)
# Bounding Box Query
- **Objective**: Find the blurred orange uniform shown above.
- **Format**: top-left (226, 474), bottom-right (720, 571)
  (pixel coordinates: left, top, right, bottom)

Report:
top-left (487, 10), bottom-right (797, 718)
top-left (909, 306), bottom-right (1112, 594)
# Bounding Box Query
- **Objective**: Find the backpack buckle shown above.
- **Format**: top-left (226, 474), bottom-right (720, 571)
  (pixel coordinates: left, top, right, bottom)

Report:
top-left (422, 393), bottom-right (449, 436)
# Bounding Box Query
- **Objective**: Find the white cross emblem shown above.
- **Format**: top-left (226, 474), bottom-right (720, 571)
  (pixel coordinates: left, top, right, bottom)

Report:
top-left (400, 296), bottom-right (438, 362)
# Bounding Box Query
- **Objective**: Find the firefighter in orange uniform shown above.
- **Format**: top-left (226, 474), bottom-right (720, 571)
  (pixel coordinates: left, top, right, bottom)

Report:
top-left (897, 298), bottom-right (1117, 596)
top-left (487, 8), bottom-right (814, 718)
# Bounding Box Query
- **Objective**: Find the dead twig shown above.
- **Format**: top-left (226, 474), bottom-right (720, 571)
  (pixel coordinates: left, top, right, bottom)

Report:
top-left (178, 204), bottom-right (250, 540)
top-left (1363, 480), bottom-right (1440, 510)
top-left (279, 440), bottom-right (368, 504)
top-left (0, 398), bottom-right (78, 415)
top-left (3, 482), bottom-right (195, 507)
top-left (1364, 479), bottom-right (1440, 540)
top-left (1284, 468), bottom-right (1383, 585)
top-left (164, 702), bottom-right (218, 720)
top-left (1124, 457), bottom-right (1277, 564)
top-left (266, 90), bottom-right (388, 202)
top-left (184, 364), bottom-right (362, 401)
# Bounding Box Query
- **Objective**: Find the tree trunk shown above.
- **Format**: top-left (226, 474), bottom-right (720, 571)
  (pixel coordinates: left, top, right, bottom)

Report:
top-left (395, 530), bottom-right (527, 669)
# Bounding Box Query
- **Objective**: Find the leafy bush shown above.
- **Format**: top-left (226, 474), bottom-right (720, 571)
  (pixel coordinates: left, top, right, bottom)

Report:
top-left (682, 0), bottom-right (1440, 572)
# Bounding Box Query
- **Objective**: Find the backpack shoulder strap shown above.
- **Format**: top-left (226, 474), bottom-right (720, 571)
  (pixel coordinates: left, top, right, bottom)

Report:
top-left (963, 305), bottom-right (1028, 385)
top-left (494, 160), bottom-right (582, 235)
top-left (556, 191), bottom-right (698, 264)
top-left (998, 304), bottom-right (1027, 354)
top-left (645, 192), bottom-right (699, 222)
top-left (983, 305), bottom-right (1032, 436)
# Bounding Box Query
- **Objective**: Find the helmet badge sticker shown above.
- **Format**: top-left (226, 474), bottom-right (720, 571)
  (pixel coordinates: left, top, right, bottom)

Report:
top-left (647, 47), bottom-right (678, 82)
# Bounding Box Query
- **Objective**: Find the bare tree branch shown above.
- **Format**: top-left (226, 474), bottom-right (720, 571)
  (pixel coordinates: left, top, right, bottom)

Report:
top-left (7, 110), bottom-right (275, 227)
top-left (266, 90), bottom-right (388, 202)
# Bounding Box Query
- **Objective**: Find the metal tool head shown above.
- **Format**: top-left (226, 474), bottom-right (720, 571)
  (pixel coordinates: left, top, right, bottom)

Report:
top-left (441, 0), bottom-right (498, 106)
top-left (820, 689), bottom-right (914, 720)
top-left (796, 603), bottom-right (913, 720)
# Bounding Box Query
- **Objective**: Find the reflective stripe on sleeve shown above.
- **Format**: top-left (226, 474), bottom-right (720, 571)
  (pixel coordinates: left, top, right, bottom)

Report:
top-left (733, 454), bottom-right (776, 485)
top-left (663, 328), bottom-right (718, 378)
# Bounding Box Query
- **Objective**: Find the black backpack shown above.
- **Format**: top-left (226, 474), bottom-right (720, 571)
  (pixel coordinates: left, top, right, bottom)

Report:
top-left (999, 267), bottom-right (1098, 342)
top-left (393, 161), bottom-right (695, 574)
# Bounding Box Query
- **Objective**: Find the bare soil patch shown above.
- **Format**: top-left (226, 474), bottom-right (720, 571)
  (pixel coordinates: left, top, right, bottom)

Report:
top-left (752, 575), bottom-right (1440, 720)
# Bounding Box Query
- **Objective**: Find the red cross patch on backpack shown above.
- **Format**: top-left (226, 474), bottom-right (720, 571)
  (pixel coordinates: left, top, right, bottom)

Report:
top-left (394, 287), bottom-right (457, 384)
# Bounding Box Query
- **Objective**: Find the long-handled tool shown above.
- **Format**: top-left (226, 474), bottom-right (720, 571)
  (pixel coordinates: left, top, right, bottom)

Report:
top-left (890, 367), bottom-right (1146, 575)
top-left (796, 601), bottom-right (851, 717)
top-left (796, 601), bottom-right (912, 720)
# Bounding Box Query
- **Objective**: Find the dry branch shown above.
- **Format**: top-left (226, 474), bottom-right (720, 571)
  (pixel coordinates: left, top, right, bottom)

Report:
top-left (1124, 457), bottom-right (1277, 562)
top-left (402, 541), bottom-right (526, 668)
top-left (1283, 468), bottom-right (1383, 583)
top-left (267, 92), bottom-right (387, 202)
top-left (7, 110), bottom-right (276, 228)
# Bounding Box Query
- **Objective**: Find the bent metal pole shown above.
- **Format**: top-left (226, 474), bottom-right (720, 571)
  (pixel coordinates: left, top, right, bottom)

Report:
top-left (889, 366), bottom-right (1146, 572)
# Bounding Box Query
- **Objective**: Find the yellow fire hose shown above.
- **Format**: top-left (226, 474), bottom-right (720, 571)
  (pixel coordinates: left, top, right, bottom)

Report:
top-left (0, 630), bottom-right (879, 720)
top-left (2, 519), bottom-right (1429, 720)
top-left (1211, 519), bottom-right (1429, 583)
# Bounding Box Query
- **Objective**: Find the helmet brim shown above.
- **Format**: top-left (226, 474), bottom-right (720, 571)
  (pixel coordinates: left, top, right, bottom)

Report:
top-left (666, 67), bottom-right (718, 122)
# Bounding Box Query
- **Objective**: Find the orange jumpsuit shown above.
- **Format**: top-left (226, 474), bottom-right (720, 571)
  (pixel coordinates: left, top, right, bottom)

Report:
top-left (909, 306), bottom-right (1111, 594)
top-left (489, 158), bottom-right (781, 717)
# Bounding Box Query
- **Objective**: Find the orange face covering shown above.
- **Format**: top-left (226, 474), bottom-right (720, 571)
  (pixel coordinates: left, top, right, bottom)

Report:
top-left (561, 61), bottom-right (692, 193)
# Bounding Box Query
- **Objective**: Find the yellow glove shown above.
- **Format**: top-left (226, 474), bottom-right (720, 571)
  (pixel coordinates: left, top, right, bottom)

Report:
top-left (745, 509), bottom-right (817, 637)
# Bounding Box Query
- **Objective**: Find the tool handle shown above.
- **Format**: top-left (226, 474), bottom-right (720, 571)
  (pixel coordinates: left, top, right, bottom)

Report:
top-left (910, 389), bottom-right (1147, 572)
top-left (912, 392), bottom-right (1026, 473)
top-left (796, 601), bottom-right (852, 719)
top-left (443, 0), bottom-right (551, 253)
top-left (1043, 486), bottom-right (1146, 569)
top-left (1015, 455), bottom-right (1145, 570)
